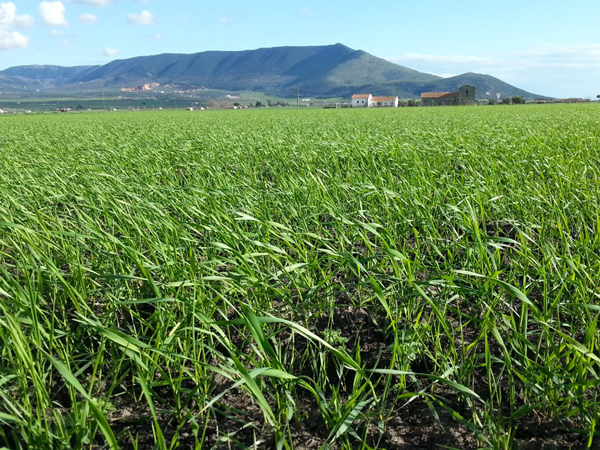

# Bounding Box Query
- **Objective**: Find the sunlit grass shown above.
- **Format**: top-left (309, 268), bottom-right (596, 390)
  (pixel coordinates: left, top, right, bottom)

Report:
top-left (1, 104), bottom-right (599, 449)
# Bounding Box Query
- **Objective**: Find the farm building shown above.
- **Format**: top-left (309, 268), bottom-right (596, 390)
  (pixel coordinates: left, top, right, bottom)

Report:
top-left (421, 85), bottom-right (476, 106)
top-left (559, 98), bottom-right (590, 103)
top-left (351, 94), bottom-right (399, 108)
top-left (351, 94), bottom-right (372, 107)
top-left (371, 96), bottom-right (399, 107)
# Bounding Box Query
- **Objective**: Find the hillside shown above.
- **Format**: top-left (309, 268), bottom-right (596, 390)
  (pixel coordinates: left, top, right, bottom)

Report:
top-left (0, 44), bottom-right (545, 99)
top-left (1, 65), bottom-right (99, 85)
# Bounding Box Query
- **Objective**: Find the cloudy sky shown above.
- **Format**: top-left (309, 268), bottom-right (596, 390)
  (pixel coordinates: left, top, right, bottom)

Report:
top-left (1, 0), bottom-right (599, 98)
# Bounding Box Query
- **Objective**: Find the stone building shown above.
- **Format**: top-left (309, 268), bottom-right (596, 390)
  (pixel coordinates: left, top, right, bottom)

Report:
top-left (420, 85), bottom-right (477, 106)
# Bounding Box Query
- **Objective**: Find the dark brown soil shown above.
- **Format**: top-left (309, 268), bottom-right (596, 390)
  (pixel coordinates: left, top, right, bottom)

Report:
top-left (90, 304), bottom-right (595, 449)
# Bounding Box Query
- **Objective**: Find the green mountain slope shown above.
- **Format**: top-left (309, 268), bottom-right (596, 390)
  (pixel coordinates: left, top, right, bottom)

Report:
top-left (72, 44), bottom-right (439, 94)
top-left (1, 65), bottom-right (99, 85)
top-left (0, 44), bottom-right (545, 99)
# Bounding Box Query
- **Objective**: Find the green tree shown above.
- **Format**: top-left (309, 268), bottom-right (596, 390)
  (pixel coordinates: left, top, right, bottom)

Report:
top-left (511, 96), bottom-right (524, 104)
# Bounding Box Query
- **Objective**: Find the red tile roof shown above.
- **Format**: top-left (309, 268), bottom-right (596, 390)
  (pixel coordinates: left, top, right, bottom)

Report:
top-left (352, 94), bottom-right (371, 99)
top-left (421, 92), bottom-right (459, 99)
top-left (371, 96), bottom-right (398, 102)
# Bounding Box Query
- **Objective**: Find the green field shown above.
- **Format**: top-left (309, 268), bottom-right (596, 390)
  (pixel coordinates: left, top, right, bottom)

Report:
top-left (1, 105), bottom-right (599, 449)
top-left (0, 90), bottom-right (340, 113)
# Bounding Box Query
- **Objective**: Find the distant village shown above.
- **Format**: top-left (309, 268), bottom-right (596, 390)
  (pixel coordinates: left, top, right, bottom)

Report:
top-left (120, 83), bottom-right (161, 93)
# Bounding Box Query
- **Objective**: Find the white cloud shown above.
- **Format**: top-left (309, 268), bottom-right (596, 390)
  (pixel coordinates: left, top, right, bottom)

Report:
top-left (79, 12), bottom-right (97, 23)
top-left (135, 0), bottom-right (150, 3)
top-left (0, 3), bottom-right (35, 29)
top-left (39, 1), bottom-right (68, 27)
top-left (50, 29), bottom-right (79, 38)
top-left (73, 0), bottom-right (113, 6)
top-left (151, 33), bottom-right (162, 40)
top-left (0, 3), bottom-right (33, 50)
top-left (127, 10), bottom-right (153, 26)
top-left (399, 53), bottom-right (491, 66)
top-left (218, 16), bottom-right (231, 24)
top-left (102, 46), bottom-right (118, 56)
top-left (0, 30), bottom-right (28, 50)
top-left (390, 44), bottom-right (600, 98)
top-left (61, 38), bottom-right (71, 47)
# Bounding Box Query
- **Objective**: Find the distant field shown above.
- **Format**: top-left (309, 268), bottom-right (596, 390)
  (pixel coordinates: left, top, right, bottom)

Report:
top-left (1, 105), bottom-right (599, 449)
top-left (0, 90), bottom-right (343, 112)
top-left (0, 97), bottom-right (207, 112)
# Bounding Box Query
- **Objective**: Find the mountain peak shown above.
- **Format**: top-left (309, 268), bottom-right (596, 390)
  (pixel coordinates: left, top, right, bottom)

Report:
top-left (0, 44), bottom-right (544, 98)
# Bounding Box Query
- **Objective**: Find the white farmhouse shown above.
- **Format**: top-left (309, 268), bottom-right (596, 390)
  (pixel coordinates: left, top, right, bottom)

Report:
top-left (351, 94), bottom-right (372, 107)
top-left (351, 94), bottom-right (398, 108)
top-left (371, 96), bottom-right (399, 107)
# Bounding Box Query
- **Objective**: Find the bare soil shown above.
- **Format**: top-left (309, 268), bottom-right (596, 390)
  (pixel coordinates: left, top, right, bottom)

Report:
top-left (96, 304), bottom-right (595, 449)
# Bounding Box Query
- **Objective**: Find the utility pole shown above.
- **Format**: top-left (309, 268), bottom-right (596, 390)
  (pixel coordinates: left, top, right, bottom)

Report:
top-left (296, 87), bottom-right (299, 110)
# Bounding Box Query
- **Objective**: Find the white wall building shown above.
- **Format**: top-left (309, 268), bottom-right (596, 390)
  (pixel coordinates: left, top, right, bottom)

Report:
top-left (351, 94), bottom-right (372, 107)
top-left (351, 94), bottom-right (398, 107)
top-left (371, 96), bottom-right (399, 107)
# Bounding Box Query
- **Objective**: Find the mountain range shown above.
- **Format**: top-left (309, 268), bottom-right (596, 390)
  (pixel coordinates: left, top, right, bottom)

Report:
top-left (0, 44), bottom-right (544, 99)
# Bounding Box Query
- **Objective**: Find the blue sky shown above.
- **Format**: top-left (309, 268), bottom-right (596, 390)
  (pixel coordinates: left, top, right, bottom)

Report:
top-left (1, 0), bottom-right (599, 98)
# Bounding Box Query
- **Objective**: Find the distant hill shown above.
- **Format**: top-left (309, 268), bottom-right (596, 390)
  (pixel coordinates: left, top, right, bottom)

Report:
top-left (1, 65), bottom-right (98, 84)
top-left (0, 44), bottom-right (545, 99)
